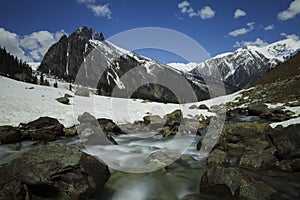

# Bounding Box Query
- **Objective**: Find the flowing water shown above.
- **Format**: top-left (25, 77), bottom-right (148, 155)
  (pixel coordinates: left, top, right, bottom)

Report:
top-left (0, 114), bottom-right (273, 200)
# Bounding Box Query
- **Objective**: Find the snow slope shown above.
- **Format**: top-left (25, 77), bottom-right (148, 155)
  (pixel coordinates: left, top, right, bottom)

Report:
top-left (0, 76), bottom-right (241, 128)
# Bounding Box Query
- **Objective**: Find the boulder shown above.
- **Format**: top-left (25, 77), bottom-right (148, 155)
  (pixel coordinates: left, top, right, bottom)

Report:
top-left (0, 126), bottom-right (21, 144)
top-left (198, 104), bottom-right (209, 110)
top-left (248, 103), bottom-right (270, 116)
top-left (207, 150), bottom-right (228, 166)
top-left (278, 159), bottom-right (300, 172)
top-left (200, 167), bottom-right (277, 199)
top-left (63, 126), bottom-right (77, 137)
top-left (163, 109), bottom-right (183, 126)
top-left (78, 112), bottom-right (98, 126)
top-left (239, 150), bottom-right (277, 169)
top-left (55, 96), bottom-right (70, 105)
top-left (0, 144), bottom-right (110, 200)
top-left (20, 117), bottom-right (65, 142)
top-left (98, 118), bottom-right (125, 135)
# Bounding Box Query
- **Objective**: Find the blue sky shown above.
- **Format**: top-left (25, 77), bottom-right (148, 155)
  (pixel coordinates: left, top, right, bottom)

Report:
top-left (0, 0), bottom-right (300, 63)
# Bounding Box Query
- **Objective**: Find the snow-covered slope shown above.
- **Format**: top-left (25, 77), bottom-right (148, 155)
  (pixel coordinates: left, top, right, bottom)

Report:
top-left (0, 75), bottom-right (239, 127)
top-left (169, 38), bottom-right (300, 88)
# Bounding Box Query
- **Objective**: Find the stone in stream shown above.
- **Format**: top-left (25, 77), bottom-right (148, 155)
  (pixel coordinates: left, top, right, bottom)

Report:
top-left (77, 112), bottom-right (118, 145)
top-left (0, 144), bottom-right (110, 200)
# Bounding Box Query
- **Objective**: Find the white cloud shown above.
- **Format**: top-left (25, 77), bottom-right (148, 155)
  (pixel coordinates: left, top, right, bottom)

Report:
top-left (280, 33), bottom-right (299, 40)
top-left (177, 1), bottom-right (215, 19)
top-left (0, 28), bottom-right (29, 61)
top-left (228, 22), bottom-right (255, 37)
top-left (178, 1), bottom-right (190, 10)
top-left (199, 6), bottom-right (215, 19)
top-left (0, 27), bottom-right (66, 62)
top-left (234, 9), bottom-right (246, 19)
top-left (264, 24), bottom-right (275, 31)
top-left (277, 0), bottom-right (300, 20)
top-left (77, 0), bottom-right (112, 19)
top-left (88, 4), bottom-right (112, 18)
top-left (234, 38), bottom-right (269, 48)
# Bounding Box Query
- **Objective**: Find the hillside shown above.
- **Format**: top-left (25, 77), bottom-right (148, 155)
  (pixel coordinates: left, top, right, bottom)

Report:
top-left (248, 52), bottom-right (300, 103)
top-left (0, 46), bottom-right (37, 83)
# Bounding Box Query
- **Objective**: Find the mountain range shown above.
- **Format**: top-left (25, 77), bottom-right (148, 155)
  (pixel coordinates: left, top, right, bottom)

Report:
top-left (37, 27), bottom-right (300, 102)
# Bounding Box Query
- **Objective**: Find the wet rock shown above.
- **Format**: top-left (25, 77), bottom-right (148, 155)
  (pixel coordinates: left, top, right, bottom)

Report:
top-left (159, 126), bottom-right (175, 137)
top-left (0, 125), bottom-right (21, 144)
top-left (239, 149), bottom-right (277, 169)
top-left (55, 96), bottom-right (70, 105)
top-left (20, 117), bottom-right (64, 142)
top-left (278, 159), bottom-right (300, 172)
top-left (98, 118), bottom-right (125, 135)
top-left (200, 167), bottom-right (277, 199)
top-left (0, 144), bottom-right (110, 200)
top-left (207, 150), bottom-right (228, 166)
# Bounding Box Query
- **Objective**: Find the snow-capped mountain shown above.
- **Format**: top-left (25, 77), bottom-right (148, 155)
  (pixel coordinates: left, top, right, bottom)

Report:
top-left (38, 27), bottom-right (238, 103)
top-left (169, 38), bottom-right (300, 88)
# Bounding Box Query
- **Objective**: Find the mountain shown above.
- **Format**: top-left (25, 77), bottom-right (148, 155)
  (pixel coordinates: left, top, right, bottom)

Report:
top-left (169, 38), bottom-right (300, 88)
top-left (249, 51), bottom-right (300, 103)
top-left (0, 46), bottom-right (37, 84)
top-left (38, 27), bottom-right (238, 103)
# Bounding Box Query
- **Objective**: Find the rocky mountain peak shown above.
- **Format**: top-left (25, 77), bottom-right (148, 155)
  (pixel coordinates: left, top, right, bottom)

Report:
top-left (72, 26), bottom-right (105, 41)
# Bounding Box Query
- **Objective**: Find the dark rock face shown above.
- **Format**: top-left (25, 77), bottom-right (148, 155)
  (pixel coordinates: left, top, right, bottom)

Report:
top-left (0, 144), bottom-right (110, 200)
top-left (20, 117), bottom-right (65, 141)
top-left (39, 27), bottom-right (104, 81)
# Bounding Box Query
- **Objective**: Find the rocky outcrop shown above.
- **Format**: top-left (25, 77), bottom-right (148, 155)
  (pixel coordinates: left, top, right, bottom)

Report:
top-left (198, 123), bottom-right (300, 198)
top-left (39, 27), bottom-right (104, 81)
top-left (0, 144), bottom-right (110, 200)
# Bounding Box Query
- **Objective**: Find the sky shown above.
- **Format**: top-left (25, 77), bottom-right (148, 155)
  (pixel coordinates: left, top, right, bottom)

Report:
top-left (0, 0), bottom-right (300, 64)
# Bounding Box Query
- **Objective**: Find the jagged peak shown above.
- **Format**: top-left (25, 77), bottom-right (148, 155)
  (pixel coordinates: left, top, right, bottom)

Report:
top-left (71, 26), bottom-right (104, 41)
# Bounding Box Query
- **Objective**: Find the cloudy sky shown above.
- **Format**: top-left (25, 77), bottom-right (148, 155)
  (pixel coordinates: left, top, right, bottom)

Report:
top-left (0, 0), bottom-right (300, 63)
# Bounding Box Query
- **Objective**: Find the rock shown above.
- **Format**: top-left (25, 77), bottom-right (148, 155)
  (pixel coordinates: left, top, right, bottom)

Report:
top-left (284, 101), bottom-right (300, 107)
top-left (163, 109), bottom-right (183, 126)
top-left (248, 103), bottom-right (270, 116)
top-left (64, 93), bottom-right (73, 98)
top-left (207, 150), bottom-right (228, 166)
top-left (75, 87), bottom-right (89, 97)
top-left (55, 96), bottom-right (70, 105)
top-left (78, 112), bottom-right (98, 126)
top-left (189, 105), bottom-right (198, 109)
top-left (77, 123), bottom-right (117, 146)
top-left (278, 159), bottom-right (300, 172)
top-left (198, 104), bottom-right (209, 110)
top-left (0, 126), bottom-right (21, 144)
top-left (0, 144), bottom-right (110, 200)
top-left (239, 150), bottom-right (277, 169)
top-left (222, 122), bottom-right (273, 151)
top-left (20, 117), bottom-right (65, 141)
top-left (98, 118), bottom-right (126, 135)
top-left (63, 126), bottom-right (77, 137)
top-left (270, 124), bottom-right (300, 159)
top-left (200, 167), bottom-right (277, 199)
top-left (159, 126), bottom-right (175, 137)
top-left (200, 167), bottom-right (241, 196)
